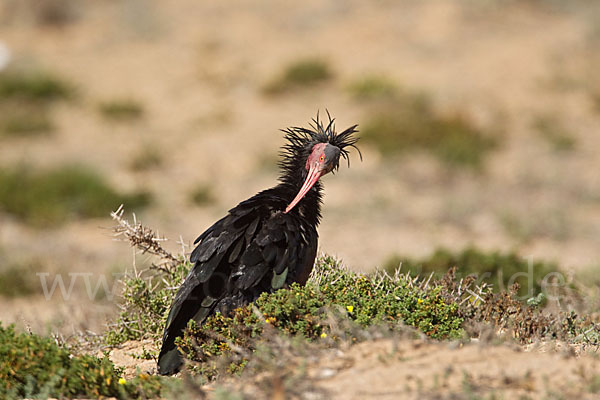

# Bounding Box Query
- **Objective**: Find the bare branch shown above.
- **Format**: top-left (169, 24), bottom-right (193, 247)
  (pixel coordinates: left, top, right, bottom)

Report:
top-left (110, 205), bottom-right (180, 272)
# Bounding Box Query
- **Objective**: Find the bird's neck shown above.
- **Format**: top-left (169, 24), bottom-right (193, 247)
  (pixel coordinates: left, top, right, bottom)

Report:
top-left (277, 179), bottom-right (323, 227)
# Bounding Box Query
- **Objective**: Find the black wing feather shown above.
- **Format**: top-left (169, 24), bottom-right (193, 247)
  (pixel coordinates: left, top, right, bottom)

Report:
top-left (227, 236), bottom-right (245, 263)
top-left (157, 196), bottom-right (318, 375)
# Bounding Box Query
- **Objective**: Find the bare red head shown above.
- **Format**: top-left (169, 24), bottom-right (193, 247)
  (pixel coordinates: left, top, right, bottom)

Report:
top-left (285, 142), bottom-right (341, 213)
top-left (278, 113), bottom-right (361, 215)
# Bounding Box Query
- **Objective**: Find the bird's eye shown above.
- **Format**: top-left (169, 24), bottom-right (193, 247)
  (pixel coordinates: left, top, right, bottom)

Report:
top-left (319, 155), bottom-right (325, 162)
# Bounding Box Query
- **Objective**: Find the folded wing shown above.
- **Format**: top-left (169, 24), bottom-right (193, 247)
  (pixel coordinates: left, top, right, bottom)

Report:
top-left (157, 198), bottom-right (317, 375)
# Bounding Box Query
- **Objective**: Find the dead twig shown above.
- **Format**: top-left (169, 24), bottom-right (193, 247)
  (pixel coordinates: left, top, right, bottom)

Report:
top-left (110, 205), bottom-right (180, 273)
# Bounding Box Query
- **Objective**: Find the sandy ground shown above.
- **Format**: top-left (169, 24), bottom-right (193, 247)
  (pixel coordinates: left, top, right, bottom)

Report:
top-left (314, 338), bottom-right (600, 399)
top-left (1, 0), bottom-right (600, 397)
top-left (107, 336), bottom-right (600, 399)
top-left (187, 337), bottom-right (600, 399)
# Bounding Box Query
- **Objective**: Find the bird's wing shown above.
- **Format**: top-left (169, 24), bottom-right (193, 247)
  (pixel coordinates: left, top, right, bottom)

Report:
top-left (157, 206), bottom-right (257, 374)
top-left (230, 211), bottom-right (317, 292)
top-left (158, 202), bottom-right (317, 375)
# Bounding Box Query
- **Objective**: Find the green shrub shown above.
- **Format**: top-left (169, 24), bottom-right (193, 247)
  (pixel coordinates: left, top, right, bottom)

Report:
top-left (347, 75), bottom-right (397, 100)
top-left (532, 114), bottom-right (576, 152)
top-left (106, 253), bottom-right (464, 379)
top-left (383, 247), bottom-right (559, 298)
top-left (0, 323), bottom-right (162, 399)
top-left (1, 113), bottom-right (53, 136)
top-left (0, 261), bottom-right (41, 298)
top-left (99, 99), bottom-right (144, 121)
top-left (0, 70), bottom-right (72, 103)
top-left (0, 165), bottom-right (151, 226)
top-left (263, 59), bottom-right (332, 94)
top-left (361, 92), bottom-right (497, 168)
top-left (129, 146), bottom-right (163, 171)
top-left (189, 183), bottom-right (216, 206)
top-left (177, 256), bottom-right (464, 377)
top-left (0, 70), bottom-right (71, 139)
top-left (105, 261), bottom-right (191, 346)
top-left (0, 103), bottom-right (53, 137)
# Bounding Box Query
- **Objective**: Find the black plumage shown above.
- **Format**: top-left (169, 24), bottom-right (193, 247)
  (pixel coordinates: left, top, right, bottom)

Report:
top-left (157, 113), bottom-right (360, 375)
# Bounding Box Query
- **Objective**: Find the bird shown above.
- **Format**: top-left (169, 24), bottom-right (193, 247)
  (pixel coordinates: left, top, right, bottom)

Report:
top-left (157, 113), bottom-right (360, 375)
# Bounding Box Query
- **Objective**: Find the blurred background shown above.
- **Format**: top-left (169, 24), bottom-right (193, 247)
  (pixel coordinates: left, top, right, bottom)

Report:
top-left (0, 0), bottom-right (599, 334)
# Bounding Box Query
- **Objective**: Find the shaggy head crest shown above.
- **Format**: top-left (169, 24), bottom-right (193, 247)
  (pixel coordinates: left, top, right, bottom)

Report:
top-left (278, 112), bottom-right (361, 183)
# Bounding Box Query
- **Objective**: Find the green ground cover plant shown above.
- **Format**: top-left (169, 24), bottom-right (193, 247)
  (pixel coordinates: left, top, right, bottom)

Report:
top-left (533, 114), bottom-right (576, 152)
top-left (0, 70), bottom-right (73, 102)
top-left (0, 261), bottom-right (41, 298)
top-left (0, 103), bottom-right (54, 137)
top-left (189, 183), bottom-right (216, 206)
top-left (0, 323), bottom-right (163, 399)
top-left (0, 165), bottom-right (150, 226)
top-left (0, 69), bottom-right (72, 138)
top-left (177, 256), bottom-right (464, 378)
top-left (383, 247), bottom-right (558, 298)
top-left (263, 58), bottom-right (333, 94)
top-left (99, 98), bottom-right (145, 121)
top-left (359, 90), bottom-right (497, 168)
top-left (129, 146), bottom-right (163, 171)
top-left (347, 75), bottom-right (398, 100)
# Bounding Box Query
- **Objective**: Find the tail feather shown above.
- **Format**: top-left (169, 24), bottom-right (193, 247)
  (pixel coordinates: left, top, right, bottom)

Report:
top-left (157, 291), bottom-right (218, 375)
top-left (157, 346), bottom-right (183, 375)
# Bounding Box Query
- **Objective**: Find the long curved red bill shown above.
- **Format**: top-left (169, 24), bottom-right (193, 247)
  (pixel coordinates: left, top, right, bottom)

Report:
top-left (285, 165), bottom-right (323, 213)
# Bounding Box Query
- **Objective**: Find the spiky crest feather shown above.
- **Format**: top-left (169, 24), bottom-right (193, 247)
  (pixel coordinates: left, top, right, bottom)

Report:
top-left (278, 112), bottom-right (361, 187)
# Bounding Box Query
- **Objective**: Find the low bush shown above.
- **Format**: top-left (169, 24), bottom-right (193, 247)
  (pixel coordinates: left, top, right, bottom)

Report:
top-left (189, 183), bottom-right (216, 206)
top-left (347, 75), bottom-right (397, 100)
top-left (105, 260), bottom-right (191, 347)
top-left (383, 247), bottom-right (559, 298)
top-left (0, 103), bottom-right (53, 137)
top-left (466, 283), bottom-right (597, 345)
top-left (99, 99), bottom-right (145, 121)
top-left (0, 260), bottom-right (41, 298)
top-left (178, 257), bottom-right (464, 377)
top-left (0, 165), bottom-right (151, 226)
top-left (263, 58), bottom-right (333, 94)
top-left (129, 146), bottom-right (163, 171)
top-left (108, 251), bottom-right (465, 378)
top-left (0, 69), bottom-right (72, 139)
top-left (0, 70), bottom-right (73, 103)
top-left (0, 323), bottom-right (163, 399)
top-left (360, 92), bottom-right (497, 168)
top-left (532, 114), bottom-right (576, 152)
